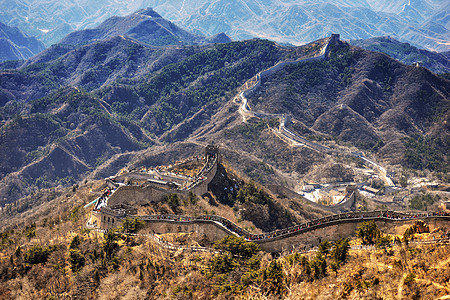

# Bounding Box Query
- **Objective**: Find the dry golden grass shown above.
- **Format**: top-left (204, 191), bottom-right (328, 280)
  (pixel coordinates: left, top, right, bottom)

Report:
top-left (285, 243), bottom-right (450, 299)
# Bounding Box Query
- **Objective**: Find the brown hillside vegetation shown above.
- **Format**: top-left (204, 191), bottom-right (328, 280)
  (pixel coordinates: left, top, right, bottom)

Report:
top-left (0, 181), bottom-right (449, 299)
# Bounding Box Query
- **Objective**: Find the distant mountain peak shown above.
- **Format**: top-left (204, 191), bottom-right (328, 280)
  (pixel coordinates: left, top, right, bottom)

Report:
top-left (136, 8), bottom-right (163, 18)
top-left (206, 32), bottom-right (232, 44)
top-left (59, 8), bottom-right (230, 47)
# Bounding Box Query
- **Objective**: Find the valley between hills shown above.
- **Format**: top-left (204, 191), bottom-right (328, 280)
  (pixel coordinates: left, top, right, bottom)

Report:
top-left (0, 7), bottom-right (449, 300)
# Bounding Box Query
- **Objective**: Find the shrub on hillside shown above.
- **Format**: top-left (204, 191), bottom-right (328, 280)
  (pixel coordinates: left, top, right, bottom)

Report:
top-left (213, 235), bottom-right (260, 259)
top-left (331, 238), bottom-right (350, 263)
top-left (69, 249), bottom-right (85, 272)
top-left (408, 193), bottom-right (440, 211)
top-left (356, 220), bottom-right (381, 245)
top-left (24, 245), bottom-right (56, 265)
top-left (121, 217), bottom-right (145, 234)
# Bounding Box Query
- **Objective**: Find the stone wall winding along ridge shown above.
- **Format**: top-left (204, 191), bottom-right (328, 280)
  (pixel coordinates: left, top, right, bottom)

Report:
top-left (97, 209), bottom-right (450, 253)
top-left (237, 34), bottom-right (395, 187)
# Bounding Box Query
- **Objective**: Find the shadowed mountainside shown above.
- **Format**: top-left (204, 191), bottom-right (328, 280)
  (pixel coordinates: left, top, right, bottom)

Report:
top-left (0, 22), bottom-right (45, 62)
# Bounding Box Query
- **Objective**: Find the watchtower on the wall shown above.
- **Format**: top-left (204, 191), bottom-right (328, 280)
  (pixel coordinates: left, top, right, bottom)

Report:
top-left (205, 144), bottom-right (219, 156)
top-left (330, 34), bottom-right (340, 43)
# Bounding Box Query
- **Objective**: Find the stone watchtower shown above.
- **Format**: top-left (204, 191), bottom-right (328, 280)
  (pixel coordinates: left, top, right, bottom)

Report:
top-left (330, 34), bottom-right (340, 43)
top-left (205, 144), bottom-right (219, 157)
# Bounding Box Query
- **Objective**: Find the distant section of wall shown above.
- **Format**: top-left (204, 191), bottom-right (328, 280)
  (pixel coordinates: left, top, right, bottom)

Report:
top-left (267, 184), bottom-right (356, 214)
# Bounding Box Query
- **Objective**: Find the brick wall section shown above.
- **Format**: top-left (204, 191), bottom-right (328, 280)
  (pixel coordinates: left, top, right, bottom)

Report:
top-left (136, 216), bottom-right (449, 253)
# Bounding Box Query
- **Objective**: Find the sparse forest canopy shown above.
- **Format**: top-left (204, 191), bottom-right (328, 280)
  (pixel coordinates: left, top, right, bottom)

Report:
top-left (402, 135), bottom-right (449, 173)
top-left (408, 193), bottom-right (440, 211)
top-left (236, 181), bottom-right (272, 206)
top-left (138, 39), bottom-right (281, 131)
top-left (213, 235), bottom-right (260, 259)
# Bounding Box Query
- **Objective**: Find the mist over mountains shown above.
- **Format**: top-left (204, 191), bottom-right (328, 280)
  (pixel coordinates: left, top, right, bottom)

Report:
top-left (0, 0), bottom-right (448, 51)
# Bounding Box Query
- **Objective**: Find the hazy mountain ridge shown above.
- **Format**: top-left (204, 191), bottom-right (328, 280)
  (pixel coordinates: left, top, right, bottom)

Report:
top-left (60, 8), bottom-right (231, 47)
top-left (0, 21), bottom-right (45, 62)
top-left (350, 36), bottom-right (450, 74)
top-left (0, 1), bottom-right (448, 51)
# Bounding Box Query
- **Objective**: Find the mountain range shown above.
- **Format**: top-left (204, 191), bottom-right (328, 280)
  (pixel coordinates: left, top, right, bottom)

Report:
top-left (0, 0), bottom-right (448, 51)
top-left (0, 21), bottom-right (45, 61)
top-left (60, 8), bottom-right (231, 47)
top-left (350, 36), bottom-right (450, 74)
top-left (0, 9), bottom-right (448, 207)
top-left (0, 6), bottom-right (448, 300)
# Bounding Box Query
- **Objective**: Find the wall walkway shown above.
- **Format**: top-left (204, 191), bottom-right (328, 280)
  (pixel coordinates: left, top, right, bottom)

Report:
top-left (97, 210), bottom-right (450, 253)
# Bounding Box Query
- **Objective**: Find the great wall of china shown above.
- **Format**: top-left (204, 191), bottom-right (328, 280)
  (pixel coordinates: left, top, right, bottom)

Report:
top-left (91, 145), bottom-right (219, 211)
top-left (87, 35), bottom-right (449, 254)
top-left (95, 209), bottom-right (450, 253)
top-left (90, 144), bottom-right (449, 253)
top-left (237, 34), bottom-right (394, 187)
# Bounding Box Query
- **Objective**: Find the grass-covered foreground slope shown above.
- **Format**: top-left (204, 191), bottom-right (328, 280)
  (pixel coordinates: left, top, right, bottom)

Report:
top-left (0, 179), bottom-right (448, 299)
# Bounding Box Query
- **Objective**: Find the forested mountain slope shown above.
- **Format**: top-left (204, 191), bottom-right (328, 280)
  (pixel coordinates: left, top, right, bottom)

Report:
top-left (0, 22), bottom-right (45, 62)
top-left (350, 36), bottom-right (450, 74)
top-left (0, 35), bottom-right (298, 204)
top-left (0, 21), bottom-right (448, 209)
